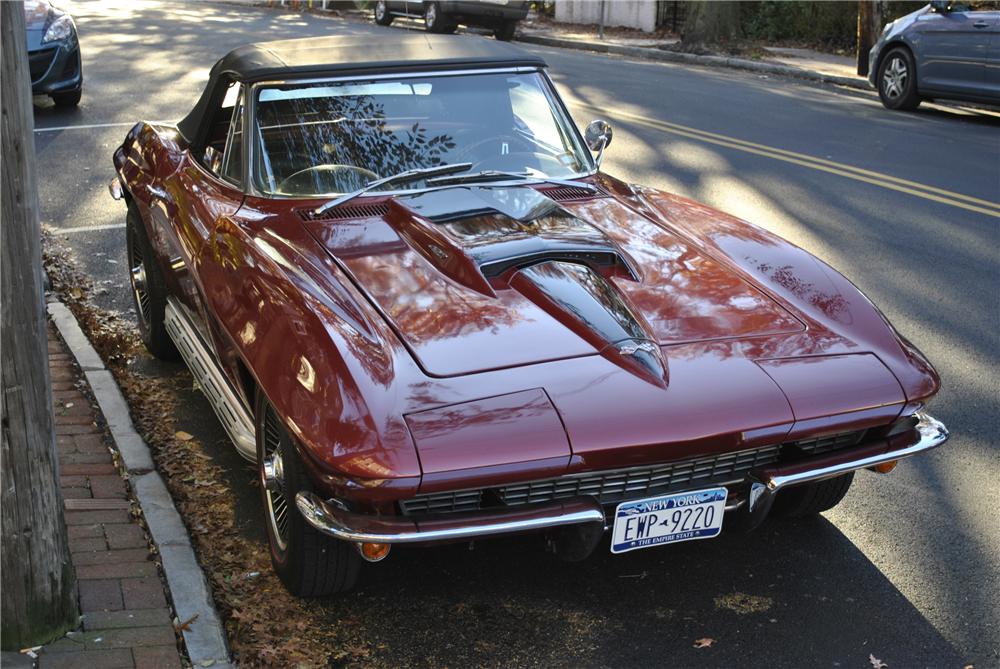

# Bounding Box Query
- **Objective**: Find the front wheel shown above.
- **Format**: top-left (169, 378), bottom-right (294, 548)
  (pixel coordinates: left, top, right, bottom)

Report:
top-left (770, 472), bottom-right (854, 519)
top-left (256, 393), bottom-right (360, 597)
top-left (374, 0), bottom-right (393, 25)
top-left (125, 205), bottom-right (178, 360)
top-left (877, 47), bottom-right (921, 110)
top-left (52, 88), bottom-right (82, 108)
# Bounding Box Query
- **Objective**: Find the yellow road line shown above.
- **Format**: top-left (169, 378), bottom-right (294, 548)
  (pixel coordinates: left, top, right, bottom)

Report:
top-left (573, 103), bottom-right (1000, 219)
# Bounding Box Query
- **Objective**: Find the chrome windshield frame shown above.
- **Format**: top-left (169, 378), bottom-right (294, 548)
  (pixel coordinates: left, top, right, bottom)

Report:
top-left (245, 66), bottom-right (599, 200)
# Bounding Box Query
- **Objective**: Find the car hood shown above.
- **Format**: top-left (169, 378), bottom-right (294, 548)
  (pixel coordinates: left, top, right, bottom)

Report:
top-left (24, 0), bottom-right (55, 50)
top-left (881, 5), bottom-right (929, 42)
top-left (303, 185), bottom-right (804, 383)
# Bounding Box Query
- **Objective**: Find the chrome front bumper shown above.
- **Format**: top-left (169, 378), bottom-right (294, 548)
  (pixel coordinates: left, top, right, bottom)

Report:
top-left (296, 413), bottom-right (948, 544)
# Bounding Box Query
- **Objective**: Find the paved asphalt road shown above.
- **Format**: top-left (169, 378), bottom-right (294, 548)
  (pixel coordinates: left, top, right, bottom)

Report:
top-left (34, 2), bottom-right (999, 667)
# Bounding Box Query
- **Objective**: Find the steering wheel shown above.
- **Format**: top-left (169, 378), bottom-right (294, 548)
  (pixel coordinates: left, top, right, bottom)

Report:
top-left (276, 165), bottom-right (379, 196)
top-left (452, 134), bottom-right (526, 164)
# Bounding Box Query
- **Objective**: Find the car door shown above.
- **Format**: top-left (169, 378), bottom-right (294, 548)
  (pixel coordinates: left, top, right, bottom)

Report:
top-left (983, 11), bottom-right (1000, 97)
top-left (162, 82), bottom-right (246, 347)
top-left (911, 6), bottom-right (992, 95)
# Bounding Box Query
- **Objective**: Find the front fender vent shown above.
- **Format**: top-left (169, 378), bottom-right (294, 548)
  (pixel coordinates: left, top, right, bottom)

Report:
top-left (542, 185), bottom-right (607, 202)
top-left (298, 202), bottom-right (389, 222)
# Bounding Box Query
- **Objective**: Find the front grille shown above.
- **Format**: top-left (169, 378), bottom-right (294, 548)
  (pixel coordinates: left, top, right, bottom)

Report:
top-left (398, 428), bottom-right (869, 517)
top-left (793, 429), bottom-right (866, 456)
top-left (399, 444), bottom-right (781, 516)
top-left (28, 48), bottom-right (57, 84)
top-left (298, 202), bottom-right (389, 222)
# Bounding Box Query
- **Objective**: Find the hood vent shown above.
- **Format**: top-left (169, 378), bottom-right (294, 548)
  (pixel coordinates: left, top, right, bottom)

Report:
top-left (542, 185), bottom-right (606, 202)
top-left (298, 202), bottom-right (390, 222)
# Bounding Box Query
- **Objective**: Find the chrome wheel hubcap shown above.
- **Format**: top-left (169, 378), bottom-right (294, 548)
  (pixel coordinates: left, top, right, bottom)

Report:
top-left (263, 452), bottom-right (284, 492)
top-left (128, 233), bottom-right (151, 327)
top-left (375, 1), bottom-right (385, 20)
top-left (262, 408), bottom-right (290, 551)
top-left (882, 57), bottom-right (908, 99)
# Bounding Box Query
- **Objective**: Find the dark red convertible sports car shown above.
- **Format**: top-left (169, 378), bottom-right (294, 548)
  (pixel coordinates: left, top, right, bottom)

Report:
top-left (111, 34), bottom-right (948, 596)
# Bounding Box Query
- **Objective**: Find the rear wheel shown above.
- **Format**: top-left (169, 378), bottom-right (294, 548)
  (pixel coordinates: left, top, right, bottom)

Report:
top-left (374, 0), bottom-right (393, 25)
top-left (125, 205), bottom-right (178, 360)
top-left (256, 393), bottom-right (360, 597)
top-left (494, 20), bottom-right (517, 41)
top-left (877, 47), bottom-right (921, 110)
top-left (424, 2), bottom-right (456, 33)
top-left (770, 472), bottom-right (854, 519)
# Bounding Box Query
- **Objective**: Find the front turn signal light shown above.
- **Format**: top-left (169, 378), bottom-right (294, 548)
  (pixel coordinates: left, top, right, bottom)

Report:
top-left (871, 460), bottom-right (898, 474)
top-left (357, 542), bottom-right (391, 562)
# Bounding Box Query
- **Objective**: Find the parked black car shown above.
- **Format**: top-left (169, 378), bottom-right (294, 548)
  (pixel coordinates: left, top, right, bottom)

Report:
top-left (373, 1), bottom-right (529, 41)
top-left (25, 0), bottom-right (82, 107)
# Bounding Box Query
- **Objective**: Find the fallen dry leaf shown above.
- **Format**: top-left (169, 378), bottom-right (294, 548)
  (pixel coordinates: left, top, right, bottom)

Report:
top-left (869, 654), bottom-right (888, 669)
top-left (175, 613), bottom-right (200, 632)
top-left (693, 638), bottom-right (715, 649)
top-left (174, 430), bottom-right (194, 441)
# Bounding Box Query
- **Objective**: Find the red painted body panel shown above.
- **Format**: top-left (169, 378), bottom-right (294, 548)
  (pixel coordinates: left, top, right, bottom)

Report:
top-left (405, 389), bottom-right (572, 492)
top-left (113, 123), bottom-right (940, 513)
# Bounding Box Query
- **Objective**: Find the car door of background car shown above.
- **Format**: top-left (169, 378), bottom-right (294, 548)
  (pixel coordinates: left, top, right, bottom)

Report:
top-left (983, 11), bottom-right (1000, 96)
top-left (912, 6), bottom-right (992, 95)
top-left (161, 82), bottom-right (247, 351)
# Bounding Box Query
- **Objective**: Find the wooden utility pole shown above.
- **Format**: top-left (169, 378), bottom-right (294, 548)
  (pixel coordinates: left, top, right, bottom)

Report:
top-left (1, 0), bottom-right (78, 650)
top-left (857, 0), bottom-right (887, 76)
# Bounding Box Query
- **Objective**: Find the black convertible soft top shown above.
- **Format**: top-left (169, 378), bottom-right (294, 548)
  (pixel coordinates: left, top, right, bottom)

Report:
top-left (177, 33), bottom-right (547, 146)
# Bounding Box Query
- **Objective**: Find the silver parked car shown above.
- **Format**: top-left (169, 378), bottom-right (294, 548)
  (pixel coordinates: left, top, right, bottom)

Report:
top-left (869, 1), bottom-right (1000, 109)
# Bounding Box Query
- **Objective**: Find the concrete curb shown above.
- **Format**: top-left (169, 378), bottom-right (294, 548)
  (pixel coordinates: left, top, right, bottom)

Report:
top-left (47, 300), bottom-right (233, 669)
top-left (516, 33), bottom-right (871, 91)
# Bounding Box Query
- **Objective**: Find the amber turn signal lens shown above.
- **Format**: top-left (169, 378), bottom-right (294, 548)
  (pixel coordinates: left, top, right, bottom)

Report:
top-left (872, 461), bottom-right (898, 474)
top-left (357, 542), bottom-right (391, 562)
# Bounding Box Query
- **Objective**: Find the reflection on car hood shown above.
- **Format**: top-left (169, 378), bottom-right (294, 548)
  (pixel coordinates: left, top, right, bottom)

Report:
top-left (302, 185), bottom-right (804, 382)
top-left (24, 0), bottom-right (53, 31)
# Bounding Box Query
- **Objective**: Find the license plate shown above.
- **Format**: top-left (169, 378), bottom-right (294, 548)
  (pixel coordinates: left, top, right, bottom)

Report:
top-left (611, 487), bottom-right (727, 554)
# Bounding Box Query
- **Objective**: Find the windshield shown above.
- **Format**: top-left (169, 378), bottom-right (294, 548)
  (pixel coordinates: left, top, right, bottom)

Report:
top-left (253, 71), bottom-right (592, 197)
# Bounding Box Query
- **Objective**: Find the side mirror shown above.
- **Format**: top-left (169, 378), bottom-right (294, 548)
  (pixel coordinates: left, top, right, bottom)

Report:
top-left (584, 119), bottom-right (613, 151)
top-left (584, 119), bottom-right (613, 168)
top-left (930, 0), bottom-right (951, 12)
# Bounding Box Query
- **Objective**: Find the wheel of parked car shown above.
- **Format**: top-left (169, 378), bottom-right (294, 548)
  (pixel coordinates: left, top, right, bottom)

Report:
top-left (373, 0), bottom-right (392, 26)
top-left (877, 46), bottom-right (920, 111)
top-left (770, 472), bottom-right (854, 518)
top-left (424, 2), bottom-right (456, 34)
top-left (52, 88), bottom-right (82, 108)
top-left (256, 393), bottom-right (361, 597)
top-left (125, 204), bottom-right (179, 361)
top-left (494, 20), bottom-right (517, 42)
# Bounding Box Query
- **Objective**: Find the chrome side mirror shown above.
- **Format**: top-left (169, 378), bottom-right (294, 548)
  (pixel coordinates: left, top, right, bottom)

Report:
top-left (584, 119), bottom-right (613, 168)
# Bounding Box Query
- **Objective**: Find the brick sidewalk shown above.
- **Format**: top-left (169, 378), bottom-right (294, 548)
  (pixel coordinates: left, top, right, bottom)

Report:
top-left (36, 324), bottom-right (183, 669)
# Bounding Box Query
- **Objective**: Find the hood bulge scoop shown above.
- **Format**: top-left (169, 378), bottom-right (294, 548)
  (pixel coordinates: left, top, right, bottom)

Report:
top-left (302, 186), bottom-right (802, 378)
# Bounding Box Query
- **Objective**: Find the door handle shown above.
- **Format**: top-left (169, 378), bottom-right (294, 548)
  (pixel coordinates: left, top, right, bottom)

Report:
top-left (973, 21), bottom-right (990, 28)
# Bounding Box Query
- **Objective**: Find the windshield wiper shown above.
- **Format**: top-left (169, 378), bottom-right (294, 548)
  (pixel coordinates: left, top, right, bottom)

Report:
top-left (314, 162), bottom-right (473, 215)
top-left (424, 169), bottom-right (597, 192)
